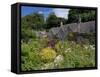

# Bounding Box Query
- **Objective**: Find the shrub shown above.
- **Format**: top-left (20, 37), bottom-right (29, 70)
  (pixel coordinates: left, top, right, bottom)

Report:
top-left (21, 29), bottom-right (37, 42)
top-left (67, 32), bottom-right (78, 41)
top-left (55, 41), bottom-right (62, 52)
top-left (55, 41), bottom-right (72, 55)
top-left (21, 43), bottom-right (30, 56)
top-left (21, 39), bottom-right (44, 71)
top-left (77, 32), bottom-right (95, 44)
top-left (39, 47), bottom-right (57, 62)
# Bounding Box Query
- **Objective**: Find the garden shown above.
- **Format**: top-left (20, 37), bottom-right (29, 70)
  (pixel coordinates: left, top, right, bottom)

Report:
top-left (21, 7), bottom-right (96, 71)
top-left (21, 31), bottom-right (95, 71)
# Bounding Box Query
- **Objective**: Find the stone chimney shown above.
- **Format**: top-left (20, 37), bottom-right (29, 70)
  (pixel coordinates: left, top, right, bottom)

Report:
top-left (60, 21), bottom-right (63, 27)
top-left (77, 15), bottom-right (81, 32)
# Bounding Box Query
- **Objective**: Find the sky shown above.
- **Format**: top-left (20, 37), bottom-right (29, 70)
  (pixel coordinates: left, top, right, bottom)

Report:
top-left (21, 6), bottom-right (70, 19)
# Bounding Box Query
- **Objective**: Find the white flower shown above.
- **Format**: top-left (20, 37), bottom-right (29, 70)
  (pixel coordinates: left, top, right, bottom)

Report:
top-left (41, 62), bottom-right (54, 69)
top-left (84, 45), bottom-right (95, 50)
top-left (65, 50), bottom-right (68, 53)
top-left (84, 45), bottom-right (88, 49)
top-left (89, 45), bottom-right (95, 50)
top-left (54, 55), bottom-right (64, 64)
top-left (65, 48), bottom-right (71, 53)
top-left (68, 50), bottom-right (71, 52)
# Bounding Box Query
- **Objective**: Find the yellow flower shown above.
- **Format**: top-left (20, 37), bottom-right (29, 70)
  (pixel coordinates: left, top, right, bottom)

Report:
top-left (40, 47), bottom-right (56, 62)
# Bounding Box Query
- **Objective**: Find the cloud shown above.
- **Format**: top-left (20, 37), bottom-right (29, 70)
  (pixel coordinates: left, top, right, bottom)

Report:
top-left (53, 8), bottom-right (70, 19)
top-left (38, 11), bottom-right (43, 14)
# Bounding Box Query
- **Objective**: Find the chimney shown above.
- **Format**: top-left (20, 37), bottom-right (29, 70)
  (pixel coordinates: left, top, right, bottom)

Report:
top-left (60, 21), bottom-right (63, 27)
top-left (78, 15), bottom-right (81, 23)
top-left (78, 15), bottom-right (81, 32)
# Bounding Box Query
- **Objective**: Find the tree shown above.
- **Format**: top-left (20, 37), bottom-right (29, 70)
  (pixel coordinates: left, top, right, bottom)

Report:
top-left (31, 13), bottom-right (45, 30)
top-left (21, 13), bottom-right (45, 30)
top-left (21, 13), bottom-right (45, 41)
top-left (46, 13), bottom-right (59, 29)
top-left (21, 15), bottom-right (33, 29)
top-left (58, 17), bottom-right (67, 26)
top-left (67, 9), bottom-right (95, 23)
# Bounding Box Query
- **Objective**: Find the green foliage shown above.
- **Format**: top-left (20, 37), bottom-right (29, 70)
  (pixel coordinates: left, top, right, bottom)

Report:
top-left (54, 41), bottom-right (95, 68)
top-left (67, 32), bottom-right (78, 41)
top-left (21, 29), bottom-right (36, 42)
top-left (67, 9), bottom-right (95, 23)
top-left (62, 42), bottom-right (95, 68)
top-left (21, 38), bottom-right (95, 71)
top-left (21, 13), bottom-right (45, 42)
top-left (78, 32), bottom-right (96, 45)
top-left (46, 13), bottom-right (59, 29)
top-left (58, 17), bottom-right (67, 25)
top-left (22, 13), bottom-right (45, 30)
top-left (67, 32), bottom-right (95, 45)
top-left (21, 39), bottom-right (44, 71)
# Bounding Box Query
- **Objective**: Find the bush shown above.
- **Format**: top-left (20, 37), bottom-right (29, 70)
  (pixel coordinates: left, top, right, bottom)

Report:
top-left (67, 32), bottom-right (78, 41)
top-left (79, 32), bottom-right (95, 44)
top-left (67, 32), bottom-right (95, 45)
top-left (21, 39), bottom-right (44, 71)
top-left (21, 29), bottom-right (37, 42)
top-left (39, 47), bottom-right (57, 62)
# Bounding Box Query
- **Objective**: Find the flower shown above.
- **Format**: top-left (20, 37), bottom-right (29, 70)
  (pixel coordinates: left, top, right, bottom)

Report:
top-left (89, 45), bottom-right (95, 50)
top-left (54, 55), bottom-right (64, 64)
top-left (84, 45), bottom-right (88, 49)
top-left (41, 62), bottom-right (54, 69)
top-left (39, 47), bottom-right (56, 62)
top-left (65, 48), bottom-right (71, 53)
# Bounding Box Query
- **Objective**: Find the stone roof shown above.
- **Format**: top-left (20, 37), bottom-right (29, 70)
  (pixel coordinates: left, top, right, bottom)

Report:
top-left (47, 21), bottom-right (95, 40)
